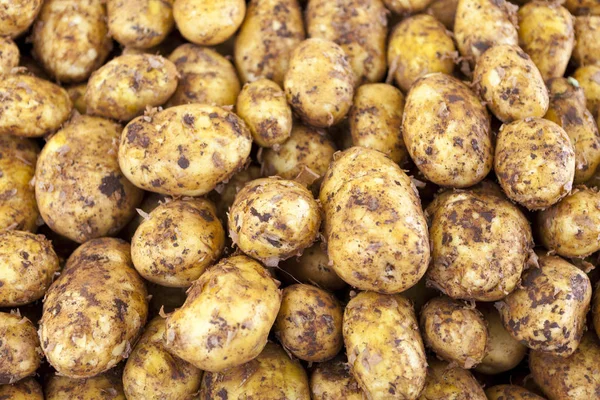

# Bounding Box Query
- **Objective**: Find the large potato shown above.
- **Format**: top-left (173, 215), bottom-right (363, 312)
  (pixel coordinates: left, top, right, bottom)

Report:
top-left (40, 238), bottom-right (149, 378)
top-left (344, 292), bottom-right (427, 399)
top-left (0, 37), bottom-right (19, 74)
top-left (164, 255), bottom-right (281, 371)
top-left (426, 0), bottom-right (459, 29)
top-left (0, 378), bottom-right (43, 400)
top-left (417, 360), bottom-right (486, 400)
top-left (403, 73), bottom-right (493, 188)
top-left (382, 0), bottom-right (434, 15)
top-left (0, 312), bottom-right (41, 384)
top-left (486, 385), bottom-right (545, 400)
top-left (107, 0), bottom-right (174, 49)
top-left (118, 104), bottom-right (252, 196)
top-left (45, 371), bottom-right (126, 400)
top-left (573, 16), bottom-right (600, 66)
top-left (573, 65), bottom-right (600, 117)
top-left (174, 0), bottom-right (245, 46)
top-left (0, 0), bottom-right (42, 38)
top-left (310, 357), bottom-right (364, 400)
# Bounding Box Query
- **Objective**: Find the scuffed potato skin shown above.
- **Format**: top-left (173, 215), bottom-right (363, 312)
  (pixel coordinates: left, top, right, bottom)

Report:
top-left (0, 0), bottom-right (42, 38)
top-left (343, 292), bottom-right (427, 399)
top-left (382, 0), bottom-right (434, 15)
top-left (45, 371), bottom-right (126, 400)
top-left (118, 104), bottom-right (252, 196)
top-left (403, 73), bottom-right (493, 188)
top-left (417, 360), bottom-right (487, 400)
top-left (107, 0), bottom-right (174, 49)
top-left (573, 65), bottom-right (600, 117)
top-left (495, 118), bottom-right (575, 210)
top-left (497, 255), bottom-right (591, 357)
top-left (573, 16), bottom-right (600, 66)
top-left (174, 0), bottom-right (245, 45)
top-left (0, 377), bottom-right (43, 400)
top-left (67, 83), bottom-right (88, 114)
top-left (310, 357), bottom-right (364, 400)
top-left (0, 37), bottom-right (19, 74)
top-left (40, 238), bottom-right (149, 378)
top-left (0, 313), bottom-right (41, 384)
top-left (164, 255), bottom-right (281, 372)
top-left (426, 0), bottom-right (459, 29)
top-left (32, 0), bottom-right (113, 83)
top-left (234, 0), bottom-right (305, 85)
top-left (565, 0), bottom-right (600, 15)
top-left (123, 317), bottom-right (202, 400)
top-left (486, 385), bottom-right (546, 400)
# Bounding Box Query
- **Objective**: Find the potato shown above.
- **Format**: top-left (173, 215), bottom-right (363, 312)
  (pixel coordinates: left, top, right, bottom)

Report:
top-left (495, 117), bottom-right (575, 210)
top-left (45, 371), bottom-right (126, 400)
top-left (388, 15), bottom-right (456, 93)
top-left (284, 38), bottom-right (355, 128)
top-left (36, 115), bottom-right (143, 243)
top-left (306, 0), bottom-right (388, 85)
top-left (67, 83), bottom-right (88, 114)
top-left (0, 312), bottom-right (41, 384)
top-left (40, 238), bottom-right (148, 378)
top-left (320, 147), bottom-right (430, 293)
top-left (0, 74), bottom-right (72, 137)
top-left (107, 0), bottom-right (174, 49)
top-left (382, 0), bottom-right (434, 15)
top-left (167, 44), bottom-right (241, 107)
top-left (236, 78), bottom-right (292, 148)
top-left (349, 83), bottom-right (407, 164)
top-left (573, 16), bottom-right (600, 66)
top-left (417, 360), bottom-right (486, 400)
top-left (565, 0), bottom-right (600, 15)
top-left (200, 342), bottom-right (310, 399)
top-left (119, 104), bottom-right (252, 196)
top-left (123, 317), bottom-right (202, 400)
top-left (486, 385), bottom-right (546, 400)
top-left (32, 0), bottom-right (112, 83)
top-left (403, 73), bottom-right (493, 188)
top-left (0, 37), bottom-right (19, 74)
top-left (212, 166), bottom-right (261, 221)
top-left (497, 254), bottom-right (591, 356)
top-left (573, 65), bottom-right (600, 117)
top-left (0, 0), bottom-right (42, 38)
top-left (310, 357), bottom-right (364, 400)
top-left (131, 199), bottom-right (225, 287)
top-left (0, 135), bottom-right (39, 231)
top-left (426, 0), bottom-right (459, 29)
top-left (0, 378), bottom-right (43, 400)
top-left (164, 255), bottom-right (281, 371)
top-left (530, 332), bottom-right (600, 400)
top-left (174, 0), bottom-right (245, 46)
top-left (343, 292), bottom-right (427, 399)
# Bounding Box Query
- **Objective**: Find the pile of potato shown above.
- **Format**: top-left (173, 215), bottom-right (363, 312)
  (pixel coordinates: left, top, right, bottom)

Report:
top-left (2, 0), bottom-right (600, 398)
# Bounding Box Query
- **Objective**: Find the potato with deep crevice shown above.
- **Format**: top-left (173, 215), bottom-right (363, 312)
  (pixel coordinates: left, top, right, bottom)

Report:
top-left (107, 0), bottom-right (174, 49)
top-left (0, 312), bottom-right (41, 384)
top-left (0, 37), bottom-right (19, 74)
top-left (573, 65), bottom-right (600, 117)
top-left (174, 0), bottom-right (245, 46)
top-left (45, 371), bottom-right (126, 400)
top-left (0, 0), bottom-right (42, 38)
top-left (0, 378), bottom-right (44, 400)
top-left (486, 385), bottom-right (546, 400)
top-left (417, 359), bottom-right (487, 400)
top-left (310, 357), bottom-right (364, 400)
top-left (573, 16), bottom-right (600, 66)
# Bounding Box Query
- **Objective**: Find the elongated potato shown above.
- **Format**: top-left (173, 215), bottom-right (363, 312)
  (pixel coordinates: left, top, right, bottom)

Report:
top-left (0, 312), bottom-right (41, 384)
top-left (45, 371), bottom-right (126, 400)
top-left (418, 360), bottom-right (486, 400)
top-left (426, 0), bottom-right (459, 29)
top-left (174, 0), bottom-right (245, 46)
top-left (573, 65), bottom-right (600, 117)
top-left (573, 16), bottom-right (600, 66)
top-left (310, 357), bottom-right (363, 400)
top-left (0, 37), bottom-right (19, 74)
top-left (383, 0), bottom-right (434, 14)
top-left (107, 0), bottom-right (174, 49)
top-left (486, 385), bottom-right (545, 400)
top-left (0, 0), bottom-right (42, 38)
top-left (0, 378), bottom-right (43, 400)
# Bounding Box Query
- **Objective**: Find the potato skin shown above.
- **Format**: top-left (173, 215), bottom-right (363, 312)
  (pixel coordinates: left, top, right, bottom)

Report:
top-left (45, 371), bottom-right (126, 400)
top-left (164, 255), bottom-right (281, 372)
top-left (382, 0), bottom-right (434, 14)
top-left (118, 104), bottom-right (252, 196)
top-left (573, 16), bottom-right (600, 66)
top-left (495, 118), bottom-right (575, 210)
top-left (565, 0), bottom-right (600, 15)
top-left (0, 0), bottom-right (42, 38)
top-left (486, 385), bottom-right (546, 400)
top-left (310, 357), bottom-right (364, 400)
top-left (417, 359), bottom-right (487, 400)
top-left (0, 313), bottom-right (41, 384)
top-left (40, 238), bottom-right (149, 378)
top-left (107, 0), bottom-right (174, 49)
top-left (573, 65), bottom-right (600, 117)
top-left (174, 0), bottom-right (245, 46)
top-left (0, 37), bottom-right (19, 74)
top-left (0, 378), bottom-right (44, 400)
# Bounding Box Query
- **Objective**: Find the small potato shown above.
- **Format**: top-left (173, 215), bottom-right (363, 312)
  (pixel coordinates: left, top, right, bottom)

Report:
top-left (236, 78), bottom-right (292, 148)
top-left (123, 317), bottom-right (202, 400)
top-left (495, 118), bottom-right (575, 210)
top-left (382, 0), bottom-right (434, 15)
top-left (165, 255), bottom-right (281, 372)
top-left (174, 0), bottom-right (245, 46)
top-left (200, 342), bottom-right (310, 399)
top-left (417, 360), bottom-right (486, 400)
top-left (119, 104), bottom-right (252, 196)
top-left (344, 292), bottom-right (427, 399)
top-left (486, 385), bottom-right (546, 400)
top-left (573, 65), bottom-right (600, 117)
top-left (40, 238), bottom-right (149, 378)
top-left (565, 0), bottom-right (600, 15)
top-left (403, 73), bottom-right (493, 188)
top-left (388, 15), bottom-right (456, 93)
top-left (426, 0), bottom-right (459, 30)
top-left (0, 378), bottom-right (43, 400)
top-left (0, 0), bottom-right (42, 38)
top-left (284, 38), bottom-right (355, 128)
top-left (310, 357), bottom-right (364, 400)
top-left (212, 166), bottom-right (262, 221)
top-left (131, 199), bottom-right (225, 287)
top-left (167, 44), bottom-right (241, 107)
top-left (107, 0), bottom-right (174, 49)
top-left (573, 16), bottom-right (600, 66)
top-left (67, 83), bottom-right (88, 115)
top-left (0, 312), bottom-right (41, 384)
top-left (32, 0), bottom-right (112, 83)
top-left (0, 37), bottom-right (19, 74)
top-left (45, 371), bottom-right (126, 400)
top-left (497, 255), bottom-right (591, 357)
top-left (274, 284), bottom-right (343, 362)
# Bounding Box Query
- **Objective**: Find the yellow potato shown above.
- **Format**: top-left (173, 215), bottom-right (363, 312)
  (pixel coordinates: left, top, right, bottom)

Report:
top-left (573, 16), bottom-right (600, 66)
top-left (0, 378), bottom-right (43, 400)
top-left (383, 0), bottom-right (435, 15)
top-left (565, 0), bottom-right (600, 15)
top-left (417, 359), bottom-right (487, 400)
top-left (486, 385), bottom-right (546, 400)
top-left (310, 357), bottom-right (364, 400)
top-left (0, 37), bottom-right (19, 74)
top-left (0, 0), bottom-right (42, 38)
top-left (0, 312), bottom-right (41, 384)
top-left (107, 0), bottom-right (174, 49)
top-left (45, 371), bottom-right (126, 400)
top-left (573, 65), bottom-right (600, 117)
top-left (174, 0), bottom-right (245, 46)
top-left (426, 0), bottom-right (459, 29)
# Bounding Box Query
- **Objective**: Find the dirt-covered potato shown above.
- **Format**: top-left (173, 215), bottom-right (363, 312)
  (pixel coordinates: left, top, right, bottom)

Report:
top-left (573, 16), bottom-right (600, 66)
top-left (495, 118), bottom-right (575, 210)
top-left (0, 37), bottom-right (19, 74)
top-left (107, 0), bottom-right (174, 49)
top-left (426, 0), bottom-right (459, 29)
top-left (119, 104), bottom-right (252, 196)
top-left (0, 0), bottom-right (42, 38)
top-left (32, 0), bottom-right (112, 83)
top-left (131, 198), bottom-right (224, 287)
top-left (344, 292), bottom-right (427, 399)
top-left (45, 371), bottom-right (126, 400)
top-left (212, 166), bottom-right (261, 221)
top-left (66, 83), bottom-right (88, 114)
top-left (403, 73), bottom-right (493, 187)
top-left (284, 38), bottom-right (355, 128)
top-left (565, 0), bottom-right (600, 15)
top-left (236, 78), bottom-right (292, 148)
top-left (174, 0), bottom-right (245, 46)
top-left (0, 312), bottom-right (41, 384)
top-left (486, 385), bottom-right (546, 400)
top-left (417, 359), bottom-right (487, 400)
top-left (497, 255), bottom-right (591, 357)
top-left (310, 357), bottom-right (364, 400)
top-left (382, 0), bottom-right (434, 15)
top-left (573, 65), bottom-right (600, 117)
top-left (165, 255), bottom-right (281, 371)
top-left (0, 378), bottom-right (43, 400)
top-left (123, 317), bottom-right (202, 400)
top-left (234, 0), bottom-right (305, 85)
top-left (40, 238), bottom-right (148, 378)
top-left (306, 0), bottom-right (388, 85)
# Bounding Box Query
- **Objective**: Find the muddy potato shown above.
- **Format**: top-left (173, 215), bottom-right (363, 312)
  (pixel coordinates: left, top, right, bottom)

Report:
top-left (0, 0), bottom-right (42, 38)
top-left (0, 37), bottom-right (19, 74)
top-left (0, 378), bottom-right (43, 400)
top-left (107, 0), bottom-right (174, 49)
top-left (45, 371), bottom-right (126, 400)
top-left (565, 0), bottom-right (600, 15)
top-left (310, 357), bottom-right (364, 400)
top-left (213, 166), bottom-right (261, 221)
top-left (573, 16), bottom-right (600, 66)
top-left (486, 385), bottom-right (546, 400)
top-left (382, 0), bottom-right (434, 15)
top-left (426, 0), bottom-right (459, 29)
top-left (417, 360), bottom-right (487, 400)
top-left (174, 0), bottom-right (245, 46)
top-left (403, 73), bottom-right (493, 188)
top-left (284, 38), bottom-right (355, 128)
top-left (573, 65), bottom-right (600, 117)
top-left (0, 313), bottom-right (41, 384)
top-left (67, 84), bottom-right (88, 114)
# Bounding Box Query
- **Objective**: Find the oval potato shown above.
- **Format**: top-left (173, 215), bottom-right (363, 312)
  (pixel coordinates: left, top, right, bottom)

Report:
top-left (0, 378), bottom-right (43, 400)
top-left (573, 16), bottom-right (600, 66)
top-left (573, 65), bottom-right (600, 117)
top-left (0, 312), bottom-right (41, 384)
top-left (174, 0), bottom-right (245, 46)
top-left (486, 385), bottom-right (545, 400)
top-left (417, 359), bottom-right (487, 400)
top-left (310, 357), bottom-right (364, 400)
top-left (0, 37), bottom-right (19, 74)
top-left (0, 0), bottom-right (42, 38)
top-left (107, 0), bottom-right (174, 49)
top-left (45, 371), bottom-right (126, 400)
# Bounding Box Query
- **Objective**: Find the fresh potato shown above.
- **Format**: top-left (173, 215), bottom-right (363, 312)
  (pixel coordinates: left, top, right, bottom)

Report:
top-left (123, 317), bottom-right (202, 400)
top-left (45, 371), bottom-right (126, 400)
top-left (0, 37), bottom-right (19, 74)
top-left (0, 378), bottom-right (43, 400)
top-left (164, 255), bottom-right (281, 371)
top-left (40, 238), bottom-right (148, 378)
top-left (131, 198), bottom-right (225, 287)
top-left (573, 65), bottom-right (600, 117)
top-left (67, 83), bottom-right (88, 114)
top-left (0, 312), bottom-right (41, 384)
top-left (573, 16), bottom-right (600, 66)
top-left (32, 0), bottom-right (112, 83)
top-left (0, 0), bottom-right (42, 38)
top-left (284, 38), bottom-right (355, 128)
top-left (417, 359), bottom-right (487, 400)
top-left (486, 385), bottom-right (546, 400)
top-left (403, 73), bottom-right (493, 188)
top-left (495, 117), bottom-right (575, 210)
top-left (388, 15), bottom-right (456, 93)
top-left (234, 0), bottom-right (305, 85)
top-left (426, 0), bottom-right (459, 29)
top-left (310, 357), bottom-right (364, 400)
top-left (382, 0), bottom-right (434, 15)
top-left (497, 255), bottom-right (591, 356)
top-left (107, 0), bottom-right (174, 49)
top-left (167, 44), bottom-right (241, 107)
top-left (173, 0), bottom-right (245, 46)
top-left (212, 166), bottom-right (262, 221)
top-left (565, 0), bottom-right (600, 15)
top-left (200, 342), bottom-right (310, 399)
top-left (344, 292), bottom-right (427, 399)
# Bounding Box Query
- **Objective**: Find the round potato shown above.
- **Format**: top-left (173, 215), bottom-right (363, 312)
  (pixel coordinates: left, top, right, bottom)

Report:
top-left (0, 312), bottom-right (41, 384)
top-left (40, 238), bottom-right (148, 378)
top-left (426, 0), bottom-right (459, 29)
top-left (0, 0), bottom-right (42, 38)
top-left (66, 83), bottom-right (88, 114)
top-left (310, 357), bottom-right (364, 400)
top-left (212, 166), bottom-right (262, 221)
top-left (174, 0), bottom-right (245, 46)
top-left (0, 37), bottom-right (19, 74)
top-left (45, 371), bottom-right (126, 400)
top-left (164, 255), bottom-right (281, 372)
top-left (382, 0), bottom-right (434, 15)
top-left (497, 254), bottom-right (591, 357)
top-left (573, 16), bottom-right (600, 66)
top-left (573, 65), bottom-right (600, 117)
top-left (417, 359), bottom-right (487, 400)
top-left (107, 0), bottom-right (174, 49)
top-left (486, 385), bottom-right (545, 400)
top-left (403, 73), bottom-right (493, 188)
top-left (0, 378), bottom-right (43, 400)
top-left (284, 38), bottom-right (355, 128)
